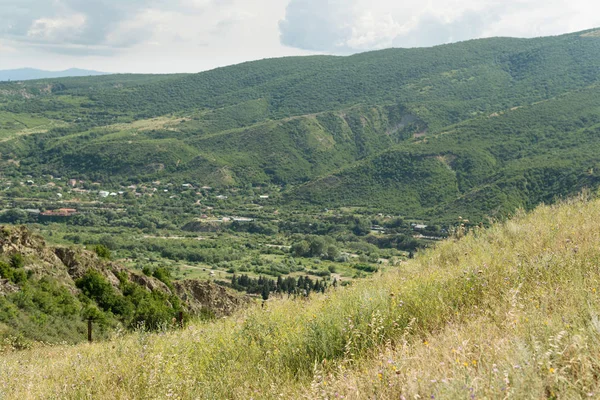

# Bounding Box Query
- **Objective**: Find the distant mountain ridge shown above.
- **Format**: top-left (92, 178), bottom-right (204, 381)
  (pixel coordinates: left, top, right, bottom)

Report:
top-left (0, 68), bottom-right (109, 81)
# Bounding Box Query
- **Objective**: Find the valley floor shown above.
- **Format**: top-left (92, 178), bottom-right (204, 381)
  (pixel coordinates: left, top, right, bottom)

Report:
top-left (2, 193), bottom-right (600, 399)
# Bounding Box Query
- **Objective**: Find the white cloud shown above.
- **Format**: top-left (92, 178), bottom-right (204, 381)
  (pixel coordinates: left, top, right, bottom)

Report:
top-left (280, 0), bottom-right (600, 52)
top-left (0, 0), bottom-right (598, 73)
top-left (346, 12), bottom-right (403, 50)
top-left (27, 13), bottom-right (87, 43)
top-left (0, 40), bottom-right (17, 54)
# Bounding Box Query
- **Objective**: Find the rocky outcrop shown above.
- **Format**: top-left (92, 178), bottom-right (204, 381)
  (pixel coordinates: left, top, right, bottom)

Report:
top-left (127, 271), bottom-right (171, 293)
top-left (174, 280), bottom-right (250, 317)
top-left (0, 279), bottom-right (19, 296)
top-left (0, 226), bottom-right (48, 256)
top-left (54, 247), bottom-right (121, 288)
top-left (0, 225), bottom-right (248, 317)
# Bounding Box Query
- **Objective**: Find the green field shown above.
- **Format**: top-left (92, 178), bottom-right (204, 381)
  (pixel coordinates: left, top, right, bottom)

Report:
top-left (0, 111), bottom-right (66, 142)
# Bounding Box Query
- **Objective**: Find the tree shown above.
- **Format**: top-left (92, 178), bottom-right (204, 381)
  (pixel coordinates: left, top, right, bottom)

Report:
top-left (325, 245), bottom-right (340, 261)
top-left (292, 240), bottom-right (310, 257)
top-left (0, 209), bottom-right (29, 224)
top-left (261, 285), bottom-right (270, 301)
top-left (93, 245), bottom-right (111, 260)
top-left (353, 218), bottom-right (371, 236)
top-left (308, 236), bottom-right (327, 258)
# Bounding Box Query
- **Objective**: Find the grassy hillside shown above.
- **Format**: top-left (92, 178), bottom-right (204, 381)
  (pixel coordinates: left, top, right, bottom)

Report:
top-left (2, 194), bottom-right (600, 398)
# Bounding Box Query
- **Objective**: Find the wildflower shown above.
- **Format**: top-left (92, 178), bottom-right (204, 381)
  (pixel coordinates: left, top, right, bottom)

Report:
top-left (472, 360), bottom-right (477, 366)
top-left (549, 368), bottom-right (555, 374)
top-left (424, 341), bottom-right (429, 346)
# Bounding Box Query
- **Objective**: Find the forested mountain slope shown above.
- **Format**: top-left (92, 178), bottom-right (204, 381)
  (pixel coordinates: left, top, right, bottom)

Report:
top-left (293, 85), bottom-right (600, 219)
top-left (0, 28), bottom-right (599, 221)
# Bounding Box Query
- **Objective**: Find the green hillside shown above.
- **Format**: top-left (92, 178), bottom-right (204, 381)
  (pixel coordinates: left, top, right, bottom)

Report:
top-left (294, 85), bottom-right (600, 220)
top-left (0, 226), bottom-right (246, 345)
top-left (0, 28), bottom-right (599, 222)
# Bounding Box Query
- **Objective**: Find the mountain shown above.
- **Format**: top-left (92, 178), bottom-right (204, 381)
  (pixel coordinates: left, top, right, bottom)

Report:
top-left (3, 196), bottom-right (600, 398)
top-left (0, 68), bottom-right (109, 82)
top-left (0, 28), bottom-right (599, 222)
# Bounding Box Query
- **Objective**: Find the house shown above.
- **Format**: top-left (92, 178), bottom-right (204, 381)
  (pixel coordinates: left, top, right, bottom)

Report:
top-left (413, 224), bottom-right (428, 230)
top-left (371, 225), bottom-right (386, 232)
top-left (259, 195), bottom-right (270, 199)
top-left (68, 179), bottom-right (77, 188)
top-left (99, 191), bottom-right (109, 198)
top-left (41, 208), bottom-right (78, 217)
top-left (216, 195), bottom-right (228, 200)
top-left (232, 217), bottom-right (254, 222)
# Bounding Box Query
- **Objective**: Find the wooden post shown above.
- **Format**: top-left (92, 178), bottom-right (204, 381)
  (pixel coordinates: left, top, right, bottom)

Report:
top-left (178, 311), bottom-right (184, 329)
top-left (88, 319), bottom-right (93, 343)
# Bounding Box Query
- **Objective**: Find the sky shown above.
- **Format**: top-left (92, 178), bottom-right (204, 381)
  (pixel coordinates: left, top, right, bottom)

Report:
top-left (0, 0), bottom-right (599, 74)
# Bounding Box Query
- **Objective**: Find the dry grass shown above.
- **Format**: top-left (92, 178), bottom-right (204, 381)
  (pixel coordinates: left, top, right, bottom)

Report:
top-left (3, 194), bottom-right (600, 399)
top-left (109, 116), bottom-right (189, 133)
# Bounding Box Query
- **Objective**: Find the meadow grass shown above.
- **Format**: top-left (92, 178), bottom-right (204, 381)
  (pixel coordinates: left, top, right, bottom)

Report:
top-left (2, 194), bottom-right (600, 399)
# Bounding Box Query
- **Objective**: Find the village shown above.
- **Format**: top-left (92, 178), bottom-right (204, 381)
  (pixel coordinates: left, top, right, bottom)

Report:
top-left (0, 171), bottom-right (446, 292)
top-left (0, 173), bottom-right (444, 238)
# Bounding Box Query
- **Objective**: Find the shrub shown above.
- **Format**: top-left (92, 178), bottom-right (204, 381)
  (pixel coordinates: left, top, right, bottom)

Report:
top-left (10, 254), bottom-right (24, 269)
top-left (93, 245), bottom-right (111, 260)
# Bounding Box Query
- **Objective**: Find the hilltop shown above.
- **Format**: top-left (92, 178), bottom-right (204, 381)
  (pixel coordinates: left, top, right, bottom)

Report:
top-left (0, 28), bottom-right (599, 221)
top-left (2, 194), bottom-right (600, 398)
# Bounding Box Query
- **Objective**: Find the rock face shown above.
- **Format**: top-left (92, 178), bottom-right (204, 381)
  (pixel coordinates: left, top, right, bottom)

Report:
top-left (0, 279), bottom-right (18, 296)
top-left (174, 280), bottom-right (250, 317)
top-left (0, 225), bottom-right (248, 317)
